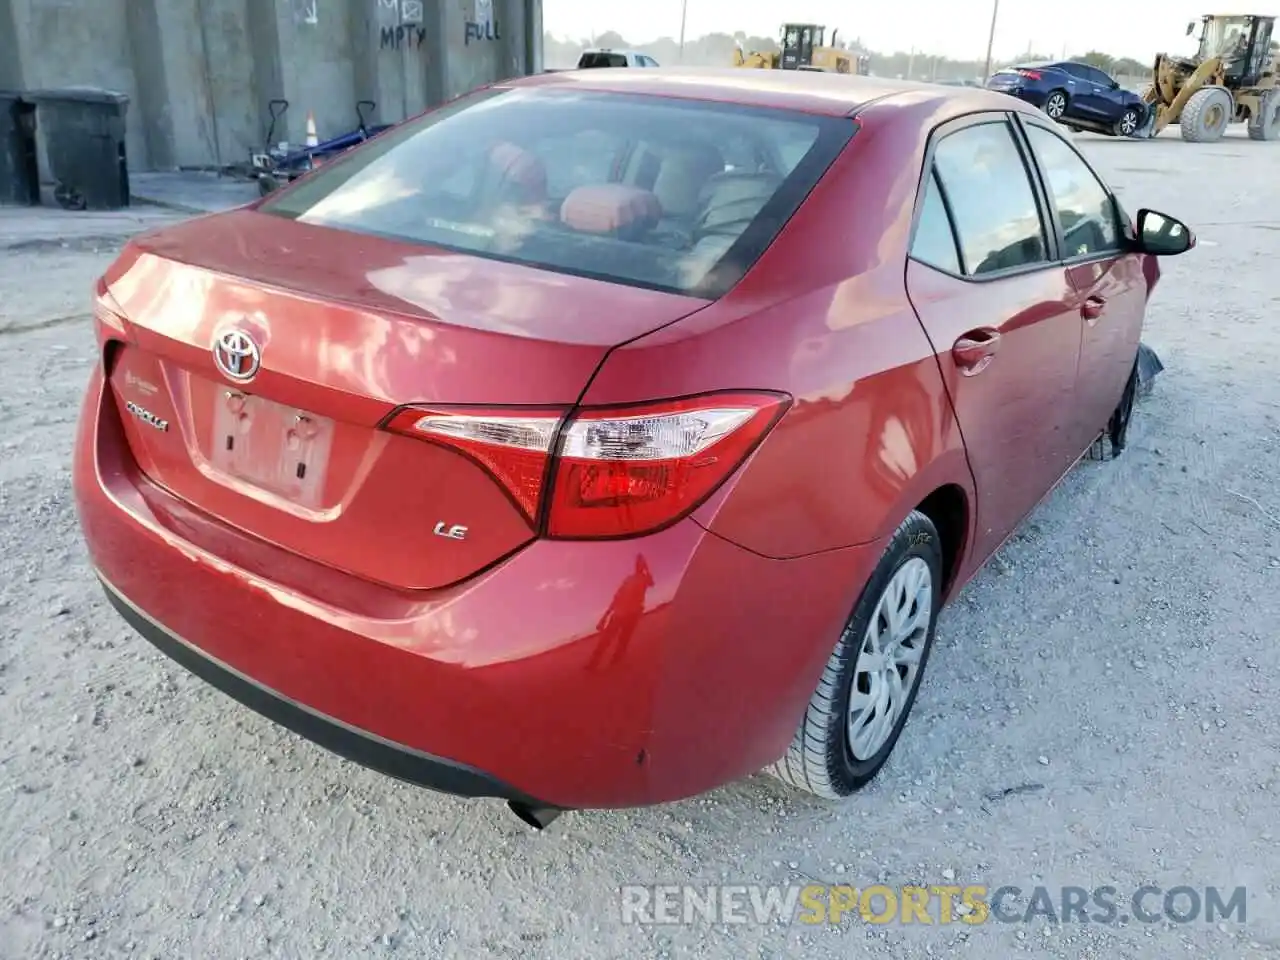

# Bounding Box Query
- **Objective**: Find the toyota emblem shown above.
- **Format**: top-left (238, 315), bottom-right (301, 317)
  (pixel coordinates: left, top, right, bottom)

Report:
top-left (212, 329), bottom-right (261, 382)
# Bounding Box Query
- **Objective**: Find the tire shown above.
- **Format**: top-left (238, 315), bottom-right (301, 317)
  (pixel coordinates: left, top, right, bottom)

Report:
top-left (1247, 89), bottom-right (1280, 141)
top-left (53, 182), bottom-right (86, 211)
top-left (769, 511), bottom-right (943, 799)
top-left (1115, 106), bottom-right (1143, 138)
top-left (1043, 90), bottom-right (1069, 121)
top-left (1180, 86), bottom-right (1233, 142)
top-left (1087, 353), bottom-right (1139, 461)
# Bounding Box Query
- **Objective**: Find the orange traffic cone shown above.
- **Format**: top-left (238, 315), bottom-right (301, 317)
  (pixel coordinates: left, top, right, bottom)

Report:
top-left (304, 112), bottom-right (319, 148)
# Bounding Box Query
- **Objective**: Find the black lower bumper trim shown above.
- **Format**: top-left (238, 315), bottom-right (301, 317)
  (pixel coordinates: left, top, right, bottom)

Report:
top-left (98, 575), bottom-right (557, 810)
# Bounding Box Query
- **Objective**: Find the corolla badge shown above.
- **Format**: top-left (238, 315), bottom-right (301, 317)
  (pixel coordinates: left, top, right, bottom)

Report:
top-left (124, 400), bottom-right (169, 432)
top-left (212, 328), bottom-right (261, 382)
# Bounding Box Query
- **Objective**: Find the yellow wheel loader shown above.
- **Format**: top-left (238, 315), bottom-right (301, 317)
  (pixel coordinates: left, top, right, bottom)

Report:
top-left (1141, 14), bottom-right (1279, 141)
top-left (732, 24), bottom-right (858, 74)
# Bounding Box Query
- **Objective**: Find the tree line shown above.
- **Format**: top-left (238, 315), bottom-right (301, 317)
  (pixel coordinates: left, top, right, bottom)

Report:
top-left (545, 30), bottom-right (1160, 82)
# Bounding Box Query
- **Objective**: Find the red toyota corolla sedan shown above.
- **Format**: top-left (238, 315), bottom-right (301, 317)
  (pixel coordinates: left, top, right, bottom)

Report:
top-left (73, 69), bottom-right (1193, 828)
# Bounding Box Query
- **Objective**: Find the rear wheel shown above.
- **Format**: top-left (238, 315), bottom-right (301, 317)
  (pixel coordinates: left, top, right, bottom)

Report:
top-left (1043, 90), bottom-right (1069, 121)
top-left (1115, 106), bottom-right (1143, 137)
top-left (1247, 89), bottom-right (1280, 141)
top-left (1180, 86), bottom-right (1233, 142)
top-left (769, 511), bottom-right (942, 799)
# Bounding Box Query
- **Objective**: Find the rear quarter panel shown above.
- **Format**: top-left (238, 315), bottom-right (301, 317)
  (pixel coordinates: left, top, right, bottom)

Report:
top-left (578, 98), bottom-right (977, 561)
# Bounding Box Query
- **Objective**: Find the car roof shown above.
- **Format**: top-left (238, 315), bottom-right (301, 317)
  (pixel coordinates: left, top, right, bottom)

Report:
top-left (504, 67), bottom-right (1036, 118)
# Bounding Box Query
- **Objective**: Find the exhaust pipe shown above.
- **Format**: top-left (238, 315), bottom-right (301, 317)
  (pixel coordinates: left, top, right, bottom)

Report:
top-left (507, 800), bottom-right (564, 830)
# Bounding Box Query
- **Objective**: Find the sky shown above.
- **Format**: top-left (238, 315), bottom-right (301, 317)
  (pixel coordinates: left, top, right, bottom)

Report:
top-left (543, 0), bottom-right (1278, 63)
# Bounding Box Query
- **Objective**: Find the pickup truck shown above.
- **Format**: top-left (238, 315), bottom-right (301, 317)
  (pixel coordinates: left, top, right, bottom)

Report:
top-left (545, 49), bottom-right (661, 71)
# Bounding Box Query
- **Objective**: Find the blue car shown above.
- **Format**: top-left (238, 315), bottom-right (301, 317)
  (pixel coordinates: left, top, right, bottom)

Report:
top-left (985, 61), bottom-right (1148, 137)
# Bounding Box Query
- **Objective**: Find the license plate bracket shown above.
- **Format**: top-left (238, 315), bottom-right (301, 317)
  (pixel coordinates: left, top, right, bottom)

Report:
top-left (209, 389), bottom-right (334, 507)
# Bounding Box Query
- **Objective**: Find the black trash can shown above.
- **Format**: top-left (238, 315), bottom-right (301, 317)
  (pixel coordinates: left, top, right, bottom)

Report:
top-left (0, 91), bottom-right (39, 206)
top-left (28, 87), bottom-right (130, 210)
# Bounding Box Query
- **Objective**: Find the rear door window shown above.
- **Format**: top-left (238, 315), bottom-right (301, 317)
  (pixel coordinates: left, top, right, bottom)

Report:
top-left (579, 52), bottom-right (629, 68)
top-left (930, 121), bottom-right (1049, 276)
top-left (261, 88), bottom-right (853, 298)
top-left (910, 170), bottom-right (962, 274)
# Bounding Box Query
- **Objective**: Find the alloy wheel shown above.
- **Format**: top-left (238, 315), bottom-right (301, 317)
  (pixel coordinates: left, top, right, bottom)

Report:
top-left (1045, 94), bottom-right (1066, 119)
top-left (847, 557), bottom-right (933, 760)
top-left (1119, 110), bottom-right (1139, 135)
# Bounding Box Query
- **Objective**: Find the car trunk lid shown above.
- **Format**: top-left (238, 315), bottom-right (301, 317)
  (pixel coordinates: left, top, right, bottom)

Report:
top-left (102, 209), bottom-right (707, 590)
top-left (986, 70), bottom-right (1024, 89)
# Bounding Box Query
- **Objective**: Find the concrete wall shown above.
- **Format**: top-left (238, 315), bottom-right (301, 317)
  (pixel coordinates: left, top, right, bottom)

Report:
top-left (1, 0), bottom-right (542, 171)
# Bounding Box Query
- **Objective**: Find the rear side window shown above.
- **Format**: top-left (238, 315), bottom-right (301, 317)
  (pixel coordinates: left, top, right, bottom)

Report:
top-left (261, 88), bottom-right (853, 298)
top-left (931, 122), bottom-right (1048, 276)
top-left (579, 52), bottom-right (629, 68)
top-left (1024, 124), bottom-right (1122, 258)
top-left (910, 170), bottom-right (962, 274)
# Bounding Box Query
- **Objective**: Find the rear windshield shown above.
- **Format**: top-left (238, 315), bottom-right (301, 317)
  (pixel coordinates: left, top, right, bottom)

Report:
top-left (579, 52), bottom-right (629, 67)
top-left (260, 88), bottom-right (853, 298)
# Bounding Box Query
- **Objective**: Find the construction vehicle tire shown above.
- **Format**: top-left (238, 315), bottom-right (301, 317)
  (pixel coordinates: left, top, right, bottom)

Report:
top-left (1180, 86), bottom-right (1233, 142)
top-left (1247, 90), bottom-right (1280, 141)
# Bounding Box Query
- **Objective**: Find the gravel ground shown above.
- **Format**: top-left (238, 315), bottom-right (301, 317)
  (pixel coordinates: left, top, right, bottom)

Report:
top-left (1, 129), bottom-right (1278, 960)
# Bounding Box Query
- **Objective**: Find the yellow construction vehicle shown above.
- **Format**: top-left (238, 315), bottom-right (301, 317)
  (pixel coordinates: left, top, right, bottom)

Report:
top-left (733, 24), bottom-right (858, 74)
top-left (1141, 13), bottom-right (1279, 141)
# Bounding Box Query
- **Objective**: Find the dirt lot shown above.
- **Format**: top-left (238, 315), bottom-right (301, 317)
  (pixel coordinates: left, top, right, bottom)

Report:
top-left (1, 130), bottom-right (1278, 960)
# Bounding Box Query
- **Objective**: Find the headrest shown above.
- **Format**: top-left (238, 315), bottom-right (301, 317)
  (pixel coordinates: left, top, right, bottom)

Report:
top-left (487, 141), bottom-right (547, 203)
top-left (652, 142), bottom-right (726, 217)
top-left (560, 184), bottom-right (663, 239)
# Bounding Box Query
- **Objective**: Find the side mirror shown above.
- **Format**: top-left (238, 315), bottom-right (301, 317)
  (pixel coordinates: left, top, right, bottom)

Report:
top-left (1135, 208), bottom-right (1195, 256)
top-left (1186, 21), bottom-right (1196, 35)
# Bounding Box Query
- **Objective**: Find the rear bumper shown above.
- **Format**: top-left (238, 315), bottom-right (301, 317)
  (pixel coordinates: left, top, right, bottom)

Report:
top-left (75, 366), bottom-right (881, 809)
top-left (987, 84), bottom-right (1042, 107)
top-left (1014, 88), bottom-right (1046, 108)
top-left (99, 575), bottom-right (547, 807)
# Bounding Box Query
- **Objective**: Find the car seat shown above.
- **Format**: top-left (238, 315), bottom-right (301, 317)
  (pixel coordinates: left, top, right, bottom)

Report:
top-left (693, 171), bottom-right (783, 242)
top-left (650, 142), bottom-right (726, 220)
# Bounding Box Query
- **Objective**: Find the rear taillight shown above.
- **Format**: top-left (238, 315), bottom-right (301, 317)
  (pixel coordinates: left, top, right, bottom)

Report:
top-left (547, 393), bottom-right (788, 538)
top-left (384, 391), bottom-right (789, 539)
top-left (1016, 69), bottom-right (1042, 80)
top-left (383, 405), bottom-right (561, 521)
top-left (93, 284), bottom-right (129, 337)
